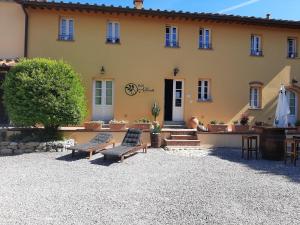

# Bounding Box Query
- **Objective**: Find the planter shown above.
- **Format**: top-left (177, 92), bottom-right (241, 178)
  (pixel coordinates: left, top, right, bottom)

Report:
top-left (231, 125), bottom-right (249, 132)
top-left (109, 123), bottom-right (127, 131)
top-left (84, 122), bottom-right (103, 131)
top-left (188, 117), bottom-right (199, 129)
top-left (207, 124), bottom-right (228, 132)
top-left (132, 123), bottom-right (151, 130)
top-left (150, 133), bottom-right (161, 148)
top-left (252, 126), bottom-right (264, 134)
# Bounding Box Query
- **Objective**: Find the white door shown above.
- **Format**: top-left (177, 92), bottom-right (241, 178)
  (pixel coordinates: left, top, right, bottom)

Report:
top-left (92, 80), bottom-right (114, 121)
top-left (287, 91), bottom-right (297, 125)
top-left (172, 80), bottom-right (184, 121)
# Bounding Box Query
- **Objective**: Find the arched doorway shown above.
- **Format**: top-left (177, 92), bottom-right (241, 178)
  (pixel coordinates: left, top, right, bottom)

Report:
top-left (286, 90), bottom-right (297, 125)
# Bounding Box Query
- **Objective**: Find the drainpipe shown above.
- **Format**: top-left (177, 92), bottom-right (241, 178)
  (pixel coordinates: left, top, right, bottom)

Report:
top-left (21, 4), bottom-right (28, 58)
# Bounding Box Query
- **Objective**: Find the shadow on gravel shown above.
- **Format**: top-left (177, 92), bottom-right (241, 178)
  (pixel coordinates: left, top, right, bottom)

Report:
top-left (56, 152), bottom-right (89, 162)
top-left (209, 148), bottom-right (300, 183)
top-left (90, 157), bottom-right (116, 166)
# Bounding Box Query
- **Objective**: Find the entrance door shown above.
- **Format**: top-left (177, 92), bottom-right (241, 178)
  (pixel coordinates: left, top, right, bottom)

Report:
top-left (172, 80), bottom-right (184, 121)
top-left (92, 80), bottom-right (114, 122)
top-left (0, 72), bottom-right (9, 125)
top-left (164, 79), bottom-right (173, 121)
top-left (287, 90), bottom-right (297, 125)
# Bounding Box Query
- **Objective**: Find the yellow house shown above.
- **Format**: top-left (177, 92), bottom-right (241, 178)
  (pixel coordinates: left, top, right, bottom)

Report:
top-left (0, 0), bottom-right (26, 125)
top-left (22, 0), bottom-right (300, 126)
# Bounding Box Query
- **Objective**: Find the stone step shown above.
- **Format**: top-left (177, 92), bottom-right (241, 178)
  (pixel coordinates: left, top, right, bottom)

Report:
top-left (163, 125), bottom-right (186, 129)
top-left (164, 139), bottom-right (201, 146)
top-left (170, 134), bottom-right (197, 140)
top-left (164, 121), bottom-right (185, 125)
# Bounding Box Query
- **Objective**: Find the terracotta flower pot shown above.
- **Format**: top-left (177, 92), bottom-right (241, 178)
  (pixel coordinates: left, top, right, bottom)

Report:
top-left (188, 117), bottom-right (199, 129)
top-left (84, 122), bottom-right (103, 131)
top-left (207, 124), bottom-right (228, 132)
top-left (109, 123), bottom-right (127, 131)
top-left (150, 133), bottom-right (162, 148)
top-left (231, 125), bottom-right (249, 132)
top-left (132, 123), bottom-right (151, 130)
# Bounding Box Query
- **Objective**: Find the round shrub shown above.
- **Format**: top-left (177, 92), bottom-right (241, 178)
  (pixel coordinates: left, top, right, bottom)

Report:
top-left (3, 58), bottom-right (87, 131)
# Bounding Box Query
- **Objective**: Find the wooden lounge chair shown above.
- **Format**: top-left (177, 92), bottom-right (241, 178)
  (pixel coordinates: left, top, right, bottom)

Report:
top-left (101, 128), bottom-right (147, 162)
top-left (68, 133), bottom-right (115, 159)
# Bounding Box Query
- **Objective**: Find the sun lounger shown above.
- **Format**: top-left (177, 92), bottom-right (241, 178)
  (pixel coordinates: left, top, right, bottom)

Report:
top-left (101, 129), bottom-right (147, 162)
top-left (69, 133), bottom-right (115, 159)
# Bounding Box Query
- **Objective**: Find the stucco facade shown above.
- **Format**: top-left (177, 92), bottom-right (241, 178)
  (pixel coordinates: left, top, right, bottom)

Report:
top-left (0, 0), bottom-right (25, 59)
top-left (24, 2), bottom-right (300, 126)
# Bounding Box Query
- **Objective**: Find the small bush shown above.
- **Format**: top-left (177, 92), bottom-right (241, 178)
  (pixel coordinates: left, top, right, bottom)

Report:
top-left (3, 58), bottom-right (87, 137)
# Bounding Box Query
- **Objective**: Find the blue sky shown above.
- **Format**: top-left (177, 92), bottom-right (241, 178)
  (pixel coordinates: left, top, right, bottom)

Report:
top-left (67, 0), bottom-right (300, 20)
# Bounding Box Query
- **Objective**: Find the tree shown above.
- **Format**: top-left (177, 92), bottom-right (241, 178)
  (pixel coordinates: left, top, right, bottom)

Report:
top-left (3, 58), bottom-right (87, 133)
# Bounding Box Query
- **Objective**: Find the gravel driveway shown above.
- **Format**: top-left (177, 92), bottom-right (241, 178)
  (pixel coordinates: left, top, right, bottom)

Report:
top-left (0, 148), bottom-right (299, 225)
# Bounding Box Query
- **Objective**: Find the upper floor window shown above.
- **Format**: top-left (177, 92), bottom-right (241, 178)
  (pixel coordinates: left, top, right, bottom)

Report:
top-left (58, 18), bottom-right (74, 41)
top-left (107, 22), bottom-right (120, 44)
top-left (287, 37), bottom-right (297, 58)
top-left (198, 79), bottom-right (211, 101)
top-left (165, 25), bottom-right (179, 48)
top-left (199, 28), bottom-right (212, 49)
top-left (250, 35), bottom-right (263, 56)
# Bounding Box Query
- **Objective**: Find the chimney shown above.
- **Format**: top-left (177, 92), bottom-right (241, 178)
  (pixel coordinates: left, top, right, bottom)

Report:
top-left (266, 14), bottom-right (271, 19)
top-left (133, 0), bottom-right (143, 9)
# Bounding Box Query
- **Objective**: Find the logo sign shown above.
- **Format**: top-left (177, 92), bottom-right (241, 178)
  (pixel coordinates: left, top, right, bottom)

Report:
top-left (125, 83), bottom-right (154, 96)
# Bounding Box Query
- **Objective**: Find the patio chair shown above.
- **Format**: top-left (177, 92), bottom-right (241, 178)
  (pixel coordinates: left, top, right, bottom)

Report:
top-left (68, 133), bottom-right (115, 160)
top-left (101, 128), bottom-right (147, 162)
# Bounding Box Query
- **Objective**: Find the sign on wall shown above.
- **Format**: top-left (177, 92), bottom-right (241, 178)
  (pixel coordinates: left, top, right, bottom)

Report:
top-left (125, 83), bottom-right (154, 96)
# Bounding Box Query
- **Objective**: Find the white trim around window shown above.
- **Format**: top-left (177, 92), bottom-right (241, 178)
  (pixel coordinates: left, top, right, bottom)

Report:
top-left (249, 87), bottom-right (260, 109)
top-left (165, 25), bottom-right (179, 48)
top-left (106, 21), bottom-right (120, 44)
top-left (199, 28), bottom-right (212, 49)
top-left (198, 80), bottom-right (211, 101)
top-left (250, 35), bottom-right (263, 56)
top-left (287, 37), bottom-right (298, 58)
top-left (59, 17), bottom-right (74, 41)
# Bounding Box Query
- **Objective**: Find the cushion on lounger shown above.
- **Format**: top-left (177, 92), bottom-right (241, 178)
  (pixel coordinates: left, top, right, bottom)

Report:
top-left (121, 129), bottom-right (142, 147)
top-left (102, 146), bottom-right (132, 157)
top-left (68, 143), bottom-right (99, 151)
top-left (90, 133), bottom-right (113, 144)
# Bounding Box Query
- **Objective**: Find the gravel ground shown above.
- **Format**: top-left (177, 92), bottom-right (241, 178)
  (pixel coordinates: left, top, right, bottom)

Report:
top-left (0, 148), bottom-right (300, 225)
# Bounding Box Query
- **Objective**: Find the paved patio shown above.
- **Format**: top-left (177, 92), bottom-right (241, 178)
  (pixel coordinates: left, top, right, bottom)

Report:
top-left (0, 148), bottom-right (299, 225)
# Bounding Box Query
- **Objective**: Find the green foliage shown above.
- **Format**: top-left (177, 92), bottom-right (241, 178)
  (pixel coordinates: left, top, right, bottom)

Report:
top-left (210, 120), bottom-right (217, 125)
top-left (3, 58), bottom-right (87, 130)
top-left (233, 120), bottom-right (239, 125)
top-left (8, 129), bottom-right (64, 143)
top-left (134, 117), bottom-right (151, 124)
top-left (109, 119), bottom-right (128, 124)
top-left (151, 102), bottom-right (160, 121)
top-left (240, 114), bottom-right (249, 126)
top-left (150, 122), bottom-right (161, 134)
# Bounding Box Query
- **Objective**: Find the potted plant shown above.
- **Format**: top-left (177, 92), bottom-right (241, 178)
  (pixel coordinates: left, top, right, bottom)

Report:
top-left (133, 118), bottom-right (151, 130)
top-left (109, 120), bottom-right (128, 130)
top-left (231, 114), bottom-right (250, 132)
top-left (152, 102), bottom-right (160, 122)
top-left (207, 120), bottom-right (228, 132)
top-left (84, 120), bottom-right (104, 131)
top-left (295, 120), bottom-right (300, 132)
top-left (150, 121), bottom-right (162, 148)
top-left (252, 121), bottom-right (265, 133)
top-left (188, 117), bottom-right (199, 129)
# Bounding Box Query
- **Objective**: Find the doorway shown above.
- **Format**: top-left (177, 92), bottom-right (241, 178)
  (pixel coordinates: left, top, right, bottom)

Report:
top-left (164, 79), bottom-right (184, 121)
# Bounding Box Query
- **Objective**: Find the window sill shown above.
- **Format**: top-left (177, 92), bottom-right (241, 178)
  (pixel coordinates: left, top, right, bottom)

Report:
top-left (198, 99), bottom-right (213, 103)
top-left (250, 54), bottom-right (264, 57)
top-left (106, 41), bottom-right (121, 45)
top-left (57, 39), bottom-right (75, 42)
top-left (165, 46), bottom-right (180, 49)
top-left (199, 47), bottom-right (213, 51)
top-left (248, 107), bottom-right (262, 110)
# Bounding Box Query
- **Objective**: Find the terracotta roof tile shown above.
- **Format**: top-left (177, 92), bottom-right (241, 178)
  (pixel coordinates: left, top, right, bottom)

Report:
top-left (21, 0), bottom-right (300, 29)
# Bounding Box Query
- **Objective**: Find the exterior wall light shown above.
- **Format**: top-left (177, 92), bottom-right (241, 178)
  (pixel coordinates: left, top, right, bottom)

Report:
top-left (173, 67), bottom-right (179, 76)
top-left (100, 66), bottom-right (105, 75)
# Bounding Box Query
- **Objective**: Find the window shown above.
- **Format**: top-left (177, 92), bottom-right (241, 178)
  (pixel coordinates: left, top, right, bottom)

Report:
top-left (95, 81), bottom-right (102, 105)
top-left (287, 38), bottom-right (297, 58)
top-left (106, 81), bottom-right (113, 105)
top-left (249, 87), bottom-right (260, 108)
top-left (58, 18), bottom-right (74, 41)
top-left (165, 25), bottom-right (179, 48)
top-left (288, 91), bottom-right (296, 116)
top-left (198, 80), bottom-right (210, 101)
top-left (106, 22), bottom-right (120, 44)
top-left (250, 35), bottom-right (263, 56)
top-left (199, 28), bottom-right (212, 49)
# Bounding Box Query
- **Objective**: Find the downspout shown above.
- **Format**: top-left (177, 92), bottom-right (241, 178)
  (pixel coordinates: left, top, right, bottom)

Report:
top-left (21, 4), bottom-right (28, 58)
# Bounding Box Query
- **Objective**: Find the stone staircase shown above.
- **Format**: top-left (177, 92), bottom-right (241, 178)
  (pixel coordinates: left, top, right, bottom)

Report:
top-left (163, 122), bottom-right (201, 147)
